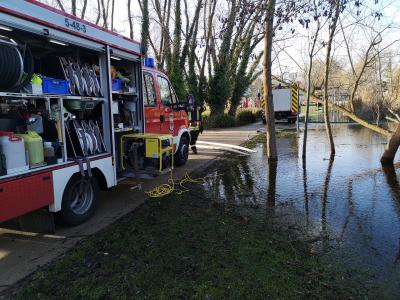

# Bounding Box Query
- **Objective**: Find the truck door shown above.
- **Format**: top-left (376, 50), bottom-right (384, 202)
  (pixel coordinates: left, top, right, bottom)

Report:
top-left (156, 76), bottom-right (189, 137)
top-left (157, 75), bottom-right (177, 135)
top-left (143, 72), bottom-right (160, 133)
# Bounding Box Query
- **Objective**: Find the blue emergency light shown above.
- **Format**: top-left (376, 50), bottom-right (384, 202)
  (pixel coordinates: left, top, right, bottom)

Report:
top-left (144, 57), bottom-right (155, 68)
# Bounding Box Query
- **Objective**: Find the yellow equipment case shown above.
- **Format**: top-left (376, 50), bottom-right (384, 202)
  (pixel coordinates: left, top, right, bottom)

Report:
top-left (120, 134), bottom-right (173, 177)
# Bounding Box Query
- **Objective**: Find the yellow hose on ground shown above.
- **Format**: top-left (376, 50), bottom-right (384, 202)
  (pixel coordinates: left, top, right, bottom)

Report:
top-left (144, 169), bottom-right (207, 198)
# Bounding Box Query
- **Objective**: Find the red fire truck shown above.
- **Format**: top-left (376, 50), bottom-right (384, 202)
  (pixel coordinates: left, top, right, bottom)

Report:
top-left (0, 0), bottom-right (191, 226)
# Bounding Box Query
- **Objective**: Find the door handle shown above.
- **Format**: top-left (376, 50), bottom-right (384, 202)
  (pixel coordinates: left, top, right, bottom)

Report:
top-left (160, 115), bottom-right (165, 123)
top-left (0, 187), bottom-right (3, 192)
top-left (42, 176), bottom-right (51, 181)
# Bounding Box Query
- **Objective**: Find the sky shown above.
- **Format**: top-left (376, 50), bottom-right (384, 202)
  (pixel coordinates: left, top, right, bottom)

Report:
top-left (41, 0), bottom-right (400, 82)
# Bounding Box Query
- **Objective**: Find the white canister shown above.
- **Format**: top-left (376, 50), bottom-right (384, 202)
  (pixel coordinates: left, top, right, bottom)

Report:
top-left (0, 132), bottom-right (29, 174)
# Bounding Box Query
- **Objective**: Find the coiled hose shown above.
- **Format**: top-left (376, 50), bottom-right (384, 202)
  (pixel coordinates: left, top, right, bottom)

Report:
top-left (144, 171), bottom-right (207, 198)
top-left (0, 42), bottom-right (34, 92)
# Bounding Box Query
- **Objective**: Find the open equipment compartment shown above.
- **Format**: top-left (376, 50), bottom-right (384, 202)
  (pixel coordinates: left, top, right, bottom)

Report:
top-left (110, 49), bottom-right (145, 178)
top-left (0, 24), bottom-right (112, 180)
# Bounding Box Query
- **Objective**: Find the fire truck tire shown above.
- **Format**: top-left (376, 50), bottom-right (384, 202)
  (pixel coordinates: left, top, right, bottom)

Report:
top-left (60, 174), bottom-right (99, 226)
top-left (174, 135), bottom-right (189, 166)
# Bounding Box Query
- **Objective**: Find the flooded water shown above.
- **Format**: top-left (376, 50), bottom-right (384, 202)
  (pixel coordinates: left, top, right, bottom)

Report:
top-left (204, 124), bottom-right (400, 294)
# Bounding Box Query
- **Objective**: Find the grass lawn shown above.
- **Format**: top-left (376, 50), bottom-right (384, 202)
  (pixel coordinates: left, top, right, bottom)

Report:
top-left (9, 149), bottom-right (385, 299)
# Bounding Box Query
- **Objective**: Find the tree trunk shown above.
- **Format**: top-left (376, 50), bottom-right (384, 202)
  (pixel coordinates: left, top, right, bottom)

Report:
top-left (323, 2), bottom-right (340, 159)
top-left (316, 95), bottom-right (392, 137)
top-left (71, 0), bottom-right (77, 16)
top-left (349, 65), bottom-right (367, 113)
top-left (303, 60), bottom-right (313, 158)
top-left (323, 70), bottom-right (335, 160)
top-left (141, 0), bottom-right (150, 51)
top-left (100, 0), bottom-right (108, 29)
top-left (128, 0), bottom-right (133, 39)
top-left (303, 15), bottom-right (321, 159)
top-left (56, 0), bottom-right (66, 12)
top-left (96, 0), bottom-right (101, 25)
top-left (262, 0), bottom-right (277, 161)
top-left (381, 124), bottom-right (400, 165)
top-left (81, 0), bottom-right (88, 19)
top-left (349, 82), bottom-right (357, 113)
top-left (111, 0), bottom-right (115, 31)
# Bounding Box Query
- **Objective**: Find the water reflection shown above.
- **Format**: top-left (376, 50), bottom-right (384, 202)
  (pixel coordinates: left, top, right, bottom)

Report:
top-left (382, 164), bottom-right (400, 265)
top-left (321, 159), bottom-right (333, 250)
top-left (302, 158), bottom-right (310, 225)
top-left (382, 164), bottom-right (400, 207)
top-left (204, 125), bottom-right (400, 292)
top-left (267, 162), bottom-right (277, 208)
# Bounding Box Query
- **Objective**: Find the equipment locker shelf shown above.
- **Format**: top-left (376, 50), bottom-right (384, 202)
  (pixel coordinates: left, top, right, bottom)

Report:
top-left (0, 93), bottom-right (109, 180)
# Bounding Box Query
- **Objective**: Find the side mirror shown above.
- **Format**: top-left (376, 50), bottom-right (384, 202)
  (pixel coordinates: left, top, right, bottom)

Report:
top-left (172, 101), bottom-right (186, 111)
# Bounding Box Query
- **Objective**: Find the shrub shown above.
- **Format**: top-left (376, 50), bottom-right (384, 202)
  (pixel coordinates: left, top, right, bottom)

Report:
top-left (203, 113), bottom-right (236, 129)
top-left (236, 110), bottom-right (256, 126)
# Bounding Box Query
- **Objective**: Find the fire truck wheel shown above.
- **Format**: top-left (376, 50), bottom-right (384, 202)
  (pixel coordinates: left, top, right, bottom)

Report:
top-left (174, 135), bottom-right (189, 166)
top-left (60, 175), bottom-right (99, 226)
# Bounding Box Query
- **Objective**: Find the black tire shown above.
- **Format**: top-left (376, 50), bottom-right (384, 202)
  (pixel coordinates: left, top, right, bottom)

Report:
top-left (60, 174), bottom-right (99, 226)
top-left (174, 135), bottom-right (189, 166)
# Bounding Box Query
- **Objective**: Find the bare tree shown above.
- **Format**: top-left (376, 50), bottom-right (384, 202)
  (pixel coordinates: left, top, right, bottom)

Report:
top-left (346, 30), bottom-right (383, 113)
top-left (343, 23), bottom-right (399, 114)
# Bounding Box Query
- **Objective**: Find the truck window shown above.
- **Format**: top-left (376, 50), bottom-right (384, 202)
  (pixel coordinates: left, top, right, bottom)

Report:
top-left (157, 76), bottom-right (176, 106)
top-left (143, 72), bottom-right (156, 106)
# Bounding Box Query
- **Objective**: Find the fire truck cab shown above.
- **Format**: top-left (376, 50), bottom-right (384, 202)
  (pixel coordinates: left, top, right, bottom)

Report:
top-left (143, 63), bottom-right (190, 166)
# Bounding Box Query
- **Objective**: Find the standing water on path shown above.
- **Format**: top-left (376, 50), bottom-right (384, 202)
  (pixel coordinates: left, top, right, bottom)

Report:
top-left (204, 124), bottom-right (400, 295)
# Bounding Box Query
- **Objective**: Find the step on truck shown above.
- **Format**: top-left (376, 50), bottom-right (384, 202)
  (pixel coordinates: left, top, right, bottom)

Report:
top-left (0, 0), bottom-right (192, 226)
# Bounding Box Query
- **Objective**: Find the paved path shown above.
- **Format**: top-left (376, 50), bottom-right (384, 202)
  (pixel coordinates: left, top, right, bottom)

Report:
top-left (0, 122), bottom-right (274, 293)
